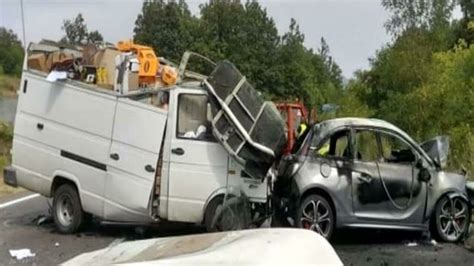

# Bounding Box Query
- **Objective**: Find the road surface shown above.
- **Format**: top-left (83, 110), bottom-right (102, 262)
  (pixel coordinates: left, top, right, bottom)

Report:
top-left (1, 192), bottom-right (473, 265)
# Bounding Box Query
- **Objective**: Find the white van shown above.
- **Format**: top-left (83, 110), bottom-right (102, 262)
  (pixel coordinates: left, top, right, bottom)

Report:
top-left (4, 45), bottom-right (267, 233)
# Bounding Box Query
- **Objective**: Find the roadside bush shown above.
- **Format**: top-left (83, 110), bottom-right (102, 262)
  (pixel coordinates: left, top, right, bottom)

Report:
top-left (448, 125), bottom-right (474, 177)
top-left (0, 74), bottom-right (20, 97)
top-left (0, 122), bottom-right (12, 184)
top-left (0, 122), bottom-right (13, 167)
top-left (381, 44), bottom-right (474, 177)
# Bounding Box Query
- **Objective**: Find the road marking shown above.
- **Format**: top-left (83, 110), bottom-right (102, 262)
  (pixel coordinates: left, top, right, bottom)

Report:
top-left (0, 193), bottom-right (40, 209)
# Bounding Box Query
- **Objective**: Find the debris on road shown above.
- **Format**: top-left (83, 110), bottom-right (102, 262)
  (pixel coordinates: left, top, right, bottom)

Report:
top-left (55, 242), bottom-right (60, 247)
top-left (34, 214), bottom-right (53, 226)
top-left (406, 242), bottom-right (418, 247)
top-left (464, 226), bottom-right (474, 252)
top-left (9, 249), bottom-right (36, 260)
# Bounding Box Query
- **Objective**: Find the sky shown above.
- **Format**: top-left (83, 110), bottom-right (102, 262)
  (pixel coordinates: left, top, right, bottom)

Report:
top-left (0, 0), bottom-right (393, 78)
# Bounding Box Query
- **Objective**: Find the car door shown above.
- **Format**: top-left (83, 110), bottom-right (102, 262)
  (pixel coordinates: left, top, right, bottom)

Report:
top-left (374, 130), bottom-right (426, 223)
top-left (104, 98), bottom-right (167, 222)
top-left (310, 128), bottom-right (354, 216)
top-left (351, 129), bottom-right (390, 220)
top-left (352, 128), bottom-right (427, 223)
top-left (166, 92), bottom-right (228, 223)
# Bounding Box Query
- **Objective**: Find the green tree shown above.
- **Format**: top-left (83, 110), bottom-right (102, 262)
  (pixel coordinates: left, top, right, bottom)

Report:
top-left (134, 0), bottom-right (198, 62)
top-left (87, 30), bottom-right (104, 44)
top-left (454, 0), bottom-right (474, 44)
top-left (0, 27), bottom-right (24, 76)
top-left (460, 0), bottom-right (474, 19)
top-left (384, 44), bottom-right (474, 174)
top-left (61, 13), bottom-right (104, 45)
top-left (318, 37), bottom-right (343, 89)
top-left (382, 0), bottom-right (456, 37)
top-left (133, 0), bottom-right (343, 111)
top-left (346, 0), bottom-right (474, 177)
top-left (196, 0), bottom-right (280, 92)
top-left (273, 19), bottom-right (342, 109)
top-left (273, 19), bottom-right (316, 103)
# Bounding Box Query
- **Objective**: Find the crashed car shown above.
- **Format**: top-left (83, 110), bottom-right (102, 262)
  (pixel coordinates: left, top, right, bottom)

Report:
top-left (276, 118), bottom-right (472, 242)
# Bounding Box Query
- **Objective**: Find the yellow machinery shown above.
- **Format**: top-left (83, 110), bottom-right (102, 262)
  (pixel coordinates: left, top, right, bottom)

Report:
top-left (117, 40), bottom-right (158, 85)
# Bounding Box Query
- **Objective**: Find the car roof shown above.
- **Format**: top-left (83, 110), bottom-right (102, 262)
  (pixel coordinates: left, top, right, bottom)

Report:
top-left (310, 117), bottom-right (435, 166)
top-left (312, 117), bottom-right (419, 148)
top-left (316, 117), bottom-right (401, 133)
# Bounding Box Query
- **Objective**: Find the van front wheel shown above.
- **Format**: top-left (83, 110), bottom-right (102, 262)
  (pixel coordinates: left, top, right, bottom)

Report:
top-left (52, 184), bottom-right (84, 234)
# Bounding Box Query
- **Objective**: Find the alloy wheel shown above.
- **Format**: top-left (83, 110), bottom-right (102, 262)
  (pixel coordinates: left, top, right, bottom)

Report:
top-left (437, 197), bottom-right (469, 242)
top-left (300, 198), bottom-right (332, 238)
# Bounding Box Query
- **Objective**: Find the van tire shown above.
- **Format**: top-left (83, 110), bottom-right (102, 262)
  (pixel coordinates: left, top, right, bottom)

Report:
top-left (52, 184), bottom-right (84, 234)
top-left (204, 196), bottom-right (224, 232)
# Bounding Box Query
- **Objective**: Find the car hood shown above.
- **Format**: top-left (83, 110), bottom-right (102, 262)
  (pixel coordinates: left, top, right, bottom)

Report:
top-left (420, 136), bottom-right (449, 168)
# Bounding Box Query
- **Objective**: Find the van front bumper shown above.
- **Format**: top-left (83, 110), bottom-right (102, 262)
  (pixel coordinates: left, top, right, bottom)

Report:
top-left (3, 166), bottom-right (17, 187)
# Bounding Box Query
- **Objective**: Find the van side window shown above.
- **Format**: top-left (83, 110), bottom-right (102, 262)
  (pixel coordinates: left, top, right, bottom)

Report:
top-left (177, 94), bottom-right (214, 141)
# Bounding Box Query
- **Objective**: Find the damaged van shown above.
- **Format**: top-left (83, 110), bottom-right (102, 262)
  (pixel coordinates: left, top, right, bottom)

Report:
top-left (3, 43), bottom-right (284, 233)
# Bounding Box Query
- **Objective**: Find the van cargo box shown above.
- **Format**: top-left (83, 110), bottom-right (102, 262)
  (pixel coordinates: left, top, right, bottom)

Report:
top-left (205, 61), bottom-right (286, 178)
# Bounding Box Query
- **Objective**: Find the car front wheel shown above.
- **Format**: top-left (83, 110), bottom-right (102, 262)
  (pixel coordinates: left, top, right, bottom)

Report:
top-left (432, 196), bottom-right (470, 242)
top-left (296, 194), bottom-right (335, 239)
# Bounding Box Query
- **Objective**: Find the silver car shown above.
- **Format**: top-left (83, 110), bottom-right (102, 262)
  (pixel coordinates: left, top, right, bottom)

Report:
top-left (276, 118), bottom-right (473, 242)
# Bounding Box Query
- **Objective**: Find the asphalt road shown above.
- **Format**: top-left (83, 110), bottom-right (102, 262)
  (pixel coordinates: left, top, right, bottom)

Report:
top-left (1, 192), bottom-right (473, 265)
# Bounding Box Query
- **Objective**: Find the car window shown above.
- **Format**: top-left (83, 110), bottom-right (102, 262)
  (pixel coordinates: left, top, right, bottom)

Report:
top-left (177, 94), bottom-right (215, 141)
top-left (379, 132), bottom-right (416, 164)
top-left (355, 130), bottom-right (379, 161)
top-left (314, 129), bottom-right (351, 160)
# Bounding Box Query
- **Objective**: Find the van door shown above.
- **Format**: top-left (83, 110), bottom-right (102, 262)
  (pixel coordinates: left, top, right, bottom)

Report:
top-left (103, 98), bottom-right (167, 222)
top-left (166, 92), bottom-right (228, 223)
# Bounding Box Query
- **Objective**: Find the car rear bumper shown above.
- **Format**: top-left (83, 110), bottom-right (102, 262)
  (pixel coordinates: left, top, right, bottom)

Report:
top-left (3, 166), bottom-right (17, 187)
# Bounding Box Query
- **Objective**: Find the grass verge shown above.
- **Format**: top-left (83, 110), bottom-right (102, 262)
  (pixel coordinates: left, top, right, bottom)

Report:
top-left (0, 74), bottom-right (20, 97)
top-left (0, 122), bottom-right (22, 197)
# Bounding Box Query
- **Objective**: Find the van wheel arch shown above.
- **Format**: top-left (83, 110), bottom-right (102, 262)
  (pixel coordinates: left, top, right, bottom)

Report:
top-left (52, 176), bottom-right (79, 197)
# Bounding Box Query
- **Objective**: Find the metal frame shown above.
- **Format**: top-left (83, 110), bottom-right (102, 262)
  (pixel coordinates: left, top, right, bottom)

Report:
top-left (204, 79), bottom-right (275, 158)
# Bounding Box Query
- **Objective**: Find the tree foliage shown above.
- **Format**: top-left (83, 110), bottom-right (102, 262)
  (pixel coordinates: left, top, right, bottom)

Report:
top-left (382, 0), bottom-right (456, 37)
top-left (0, 27), bottom-right (24, 76)
top-left (61, 13), bottom-right (104, 45)
top-left (133, 0), bottom-right (343, 109)
top-left (134, 0), bottom-right (198, 62)
top-left (335, 0), bottom-right (474, 176)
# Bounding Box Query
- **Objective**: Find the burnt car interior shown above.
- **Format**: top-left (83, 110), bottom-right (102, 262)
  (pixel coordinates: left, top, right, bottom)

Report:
top-left (314, 129), bottom-right (352, 159)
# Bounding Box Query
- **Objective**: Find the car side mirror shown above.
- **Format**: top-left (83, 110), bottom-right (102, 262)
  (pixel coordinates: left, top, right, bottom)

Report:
top-left (418, 168), bottom-right (431, 182)
top-left (415, 158), bottom-right (431, 182)
top-left (415, 158), bottom-right (424, 169)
